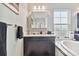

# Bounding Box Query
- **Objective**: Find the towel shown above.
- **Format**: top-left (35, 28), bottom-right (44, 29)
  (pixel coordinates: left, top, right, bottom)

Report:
top-left (16, 26), bottom-right (23, 39)
top-left (0, 22), bottom-right (7, 56)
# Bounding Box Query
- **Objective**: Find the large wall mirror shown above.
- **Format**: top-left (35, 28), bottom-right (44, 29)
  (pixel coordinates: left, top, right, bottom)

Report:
top-left (27, 6), bottom-right (50, 35)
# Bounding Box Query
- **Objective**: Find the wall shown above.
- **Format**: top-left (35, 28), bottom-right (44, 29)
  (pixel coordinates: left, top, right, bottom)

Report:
top-left (17, 3), bottom-right (28, 56)
top-left (19, 3), bottom-right (28, 36)
top-left (0, 3), bottom-right (28, 56)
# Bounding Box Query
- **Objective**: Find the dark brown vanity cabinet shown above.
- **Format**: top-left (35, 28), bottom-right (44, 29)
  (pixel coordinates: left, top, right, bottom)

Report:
top-left (24, 36), bottom-right (55, 56)
top-left (77, 13), bottom-right (79, 28)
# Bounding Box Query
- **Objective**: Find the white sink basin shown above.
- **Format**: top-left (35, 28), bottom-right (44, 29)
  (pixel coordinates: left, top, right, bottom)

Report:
top-left (60, 40), bottom-right (79, 56)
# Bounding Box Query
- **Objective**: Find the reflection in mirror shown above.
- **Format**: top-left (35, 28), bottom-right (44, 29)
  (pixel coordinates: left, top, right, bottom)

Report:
top-left (27, 7), bottom-right (51, 35)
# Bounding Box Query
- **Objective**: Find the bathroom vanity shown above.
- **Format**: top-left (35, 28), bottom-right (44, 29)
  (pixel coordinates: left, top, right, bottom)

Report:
top-left (24, 35), bottom-right (55, 56)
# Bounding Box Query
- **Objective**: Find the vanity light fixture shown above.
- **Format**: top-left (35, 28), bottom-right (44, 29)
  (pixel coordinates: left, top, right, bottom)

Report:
top-left (33, 5), bottom-right (46, 11)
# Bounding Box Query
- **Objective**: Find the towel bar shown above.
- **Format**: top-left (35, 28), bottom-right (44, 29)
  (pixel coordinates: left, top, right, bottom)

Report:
top-left (7, 24), bottom-right (18, 27)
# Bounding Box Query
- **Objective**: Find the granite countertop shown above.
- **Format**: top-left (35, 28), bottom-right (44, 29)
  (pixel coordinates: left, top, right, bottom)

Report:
top-left (24, 34), bottom-right (55, 37)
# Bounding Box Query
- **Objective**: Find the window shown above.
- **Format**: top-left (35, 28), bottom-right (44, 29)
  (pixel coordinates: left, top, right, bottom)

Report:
top-left (54, 9), bottom-right (70, 39)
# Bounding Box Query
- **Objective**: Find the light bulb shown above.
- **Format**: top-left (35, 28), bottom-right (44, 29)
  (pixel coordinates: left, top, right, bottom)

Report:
top-left (42, 5), bottom-right (45, 10)
top-left (33, 5), bottom-right (37, 10)
top-left (38, 5), bottom-right (41, 10)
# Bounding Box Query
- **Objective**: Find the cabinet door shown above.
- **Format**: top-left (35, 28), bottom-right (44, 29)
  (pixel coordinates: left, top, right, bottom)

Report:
top-left (77, 13), bottom-right (79, 28)
top-left (24, 37), bottom-right (55, 56)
